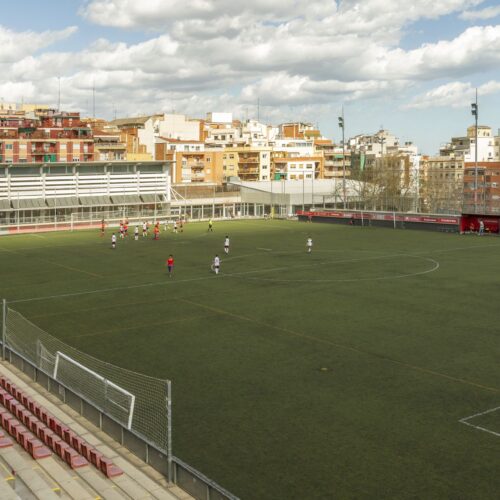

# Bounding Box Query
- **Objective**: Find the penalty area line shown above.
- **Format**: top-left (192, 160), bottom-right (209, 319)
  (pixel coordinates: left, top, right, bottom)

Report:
top-left (459, 406), bottom-right (500, 438)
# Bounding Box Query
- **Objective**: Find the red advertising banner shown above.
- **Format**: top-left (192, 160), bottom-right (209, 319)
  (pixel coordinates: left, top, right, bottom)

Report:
top-left (297, 210), bottom-right (459, 225)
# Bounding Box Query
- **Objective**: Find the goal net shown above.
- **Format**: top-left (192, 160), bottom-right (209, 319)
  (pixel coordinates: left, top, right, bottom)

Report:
top-left (54, 351), bottom-right (135, 429)
top-left (4, 307), bottom-right (170, 453)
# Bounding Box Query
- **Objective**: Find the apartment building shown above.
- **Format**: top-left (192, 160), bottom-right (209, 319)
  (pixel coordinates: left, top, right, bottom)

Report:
top-left (93, 130), bottom-right (127, 161)
top-left (0, 109), bottom-right (94, 163)
top-left (279, 122), bottom-right (318, 139)
top-left (315, 139), bottom-right (351, 178)
top-left (463, 161), bottom-right (500, 214)
top-left (156, 138), bottom-right (223, 183)
top-left (271, 155), bottom-right (323, 180)
top-left (223, 147), bottom-right (272, 181)
top-left (111, 114), bottom-right (202, 159)
top-left (440, 125), bottom-right (495, 161)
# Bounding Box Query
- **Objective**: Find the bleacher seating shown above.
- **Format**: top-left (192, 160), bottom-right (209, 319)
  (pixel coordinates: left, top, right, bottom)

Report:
top-left (0, 376), bottom-right (122, 477)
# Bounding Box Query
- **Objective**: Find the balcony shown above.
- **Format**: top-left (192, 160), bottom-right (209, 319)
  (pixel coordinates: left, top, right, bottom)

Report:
top-left (238, 157), bottom-right (259, 163)
top-left (94, 142), bottom-right (126, 150)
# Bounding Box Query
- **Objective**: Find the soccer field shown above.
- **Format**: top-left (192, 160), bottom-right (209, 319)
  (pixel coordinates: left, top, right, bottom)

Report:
top-left (0, 220), bottom-right (499, 499)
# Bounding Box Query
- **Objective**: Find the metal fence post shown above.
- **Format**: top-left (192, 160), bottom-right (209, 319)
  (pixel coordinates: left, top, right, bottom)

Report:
top-left (167, 380), bottom-right (172, 482)
top-left (2, 299), bottom-right (6, 360)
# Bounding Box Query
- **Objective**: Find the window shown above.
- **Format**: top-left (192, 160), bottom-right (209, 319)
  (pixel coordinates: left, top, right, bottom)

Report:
top-left (229, 154), bottom-right (234, 159)
top-left (206, 157), bottom-right (211, 162)
top-left (262, 153), bottom-right (267, 158)
top-left (19, 144), bottom-right (27, 150)
top-left (43, 166), bottom-right (73, 175)
top-left (10, 166), bottom-right (40, 175)
top-left (5, 144), bottom-right (13, 150)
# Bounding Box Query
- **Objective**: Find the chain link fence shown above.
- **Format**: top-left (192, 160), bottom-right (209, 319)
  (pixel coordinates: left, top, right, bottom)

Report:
top-left (4, 307), bottom-right (171, 455)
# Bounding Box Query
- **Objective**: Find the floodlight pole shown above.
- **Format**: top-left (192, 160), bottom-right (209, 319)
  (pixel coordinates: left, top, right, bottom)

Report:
top-left (338, 107), bottom-right (346, 209)
top-left (472, 89), bottom-right (478, 214)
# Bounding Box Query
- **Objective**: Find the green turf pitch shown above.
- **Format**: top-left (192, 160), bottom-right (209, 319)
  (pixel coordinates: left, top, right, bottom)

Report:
top-left (1, 221), bottom-right (499, 499)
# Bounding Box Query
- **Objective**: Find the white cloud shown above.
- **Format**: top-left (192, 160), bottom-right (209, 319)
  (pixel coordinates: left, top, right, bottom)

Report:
top-left (460, 5), bottom-right (500, 20)
top-left (0, 25), bottom-right (77, 63)
top-left (404, 80), bottom-right (500, 109)
top-left (1, 0), bottom-right (499, 129)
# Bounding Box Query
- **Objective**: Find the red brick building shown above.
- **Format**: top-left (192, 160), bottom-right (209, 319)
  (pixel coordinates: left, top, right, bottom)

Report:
top-left (0, 109), bottom-right (94, 163)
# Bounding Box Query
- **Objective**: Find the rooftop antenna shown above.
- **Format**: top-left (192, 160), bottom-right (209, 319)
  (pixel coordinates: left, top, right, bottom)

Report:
top-left (92, 79), bottom-right (96, 119)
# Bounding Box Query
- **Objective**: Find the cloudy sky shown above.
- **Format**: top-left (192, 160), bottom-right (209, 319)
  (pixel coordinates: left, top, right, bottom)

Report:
top-left (1, 0), bottom-right (500, 154)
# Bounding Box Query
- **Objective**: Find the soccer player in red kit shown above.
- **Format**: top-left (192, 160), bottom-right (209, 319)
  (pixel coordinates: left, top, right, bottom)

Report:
top-left (166, 255), bottom-right (174, 277)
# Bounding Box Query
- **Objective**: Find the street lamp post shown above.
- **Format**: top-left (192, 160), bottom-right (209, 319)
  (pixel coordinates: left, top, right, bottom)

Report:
top-left (378, 135), bottom-right (386, 210)
top-left (338, 107), bottom-right (346, 208)
top-left (471, 90), bottom-right (478, 214)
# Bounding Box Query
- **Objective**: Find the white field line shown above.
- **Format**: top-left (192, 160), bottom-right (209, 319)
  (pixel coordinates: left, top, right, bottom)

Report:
top-left (222, 253), bottom-right (439, 282)
top-left (256, 247), bottom-right (272, 251)
top-left (10, 252), bottom-right (438, 304)
top-left (459, 406), bottom-right (500, 438)
top-left (6, 241), bottom-right (498, 304)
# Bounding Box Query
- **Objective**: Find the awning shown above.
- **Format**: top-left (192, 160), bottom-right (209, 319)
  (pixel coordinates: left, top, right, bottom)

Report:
top-left (0, 199), bottom-right (11, 210)
top-left (11, 198), bottom-right (47, 209)
top-left (45, 197), bottom-right (79, 208)
top-left (79, 195), bottom-right (112, 206)
top-left (111, 194), bottom-right (142, 205)
top-left (141, 193), bottom-right (166, 203)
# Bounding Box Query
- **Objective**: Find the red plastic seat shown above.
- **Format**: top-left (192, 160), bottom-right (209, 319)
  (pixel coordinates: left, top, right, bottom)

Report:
top-left (12, 387), bottom-right (22, 401)
top-left (10, 423), bottom-right (25, 441)
top-left (29, 419), bottom-right (42, 435)
top-left (71, 435), bottom-right (84, 454)
top-left (3, 396), bottom-right (14, 411)
top-left (39, 409), bottom-right (49, 425)
top-left (48, 416), bottom-right (59, 433)
top-left (27, 437), bottom-right (51, 459)
top-left (46, 433), bottom-right (60, 450)
top-left (89, 448), bottom-right (103, 468)
top-left (99, 457), bottom-right (123, 478)
top-left (55, 440), bottom-right (70, 459)
top-left (6, 418), bottom-right (20, 436)
top-left (62, 428), bottom-right (74, 444)
top-left (18, 429), bottom-right (33, 449)
top-left (64, 448), bottom-right (88, 468)
top-left (0, 436), bottom-right (13, 448)
top-left (80, 441), bottom-right (92, 460)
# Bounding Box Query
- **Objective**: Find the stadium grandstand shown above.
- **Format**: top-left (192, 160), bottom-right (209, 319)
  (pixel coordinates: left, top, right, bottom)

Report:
top-left (0, 359), bottom-right (187, 499)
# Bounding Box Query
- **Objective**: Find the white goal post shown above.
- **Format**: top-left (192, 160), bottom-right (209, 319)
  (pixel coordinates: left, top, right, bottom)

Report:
top-left (53, 351), bottom-right (136, 430)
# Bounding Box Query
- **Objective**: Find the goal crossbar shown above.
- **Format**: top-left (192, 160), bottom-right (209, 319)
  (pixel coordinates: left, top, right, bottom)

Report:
top-left (53, 351), bottom-right (136, 429)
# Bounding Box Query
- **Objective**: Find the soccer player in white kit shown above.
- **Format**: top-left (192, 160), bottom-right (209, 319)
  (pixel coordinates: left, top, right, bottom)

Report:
top-left (212, 255), bottom-right (220, 274)
top-left (134, 226), bottom-right (139, 241)
top-left (224, 235), bottom-right (230, 254)
top-left (306, 237), bottom-right (313, 253)
top-left (111, 233), bottom-right (117, 249)
top-left (142, 221), bottom-right (147, 237)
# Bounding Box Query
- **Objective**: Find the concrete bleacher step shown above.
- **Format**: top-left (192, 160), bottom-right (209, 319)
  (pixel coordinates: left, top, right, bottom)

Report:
top-left (0, 446), bottom-right (60, 500)
top-left (0, 476), bottom-right (22, 500)
top-left (37, 456), bottom-right (100, 500)
top-left (0, 363), bottom-right (189, 500)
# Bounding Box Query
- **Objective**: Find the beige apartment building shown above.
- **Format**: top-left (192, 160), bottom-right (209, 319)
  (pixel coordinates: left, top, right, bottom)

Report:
top-left (223, 146), bottom-right (272, 181)
top-left (271, 154), bottom-right (324, 180)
